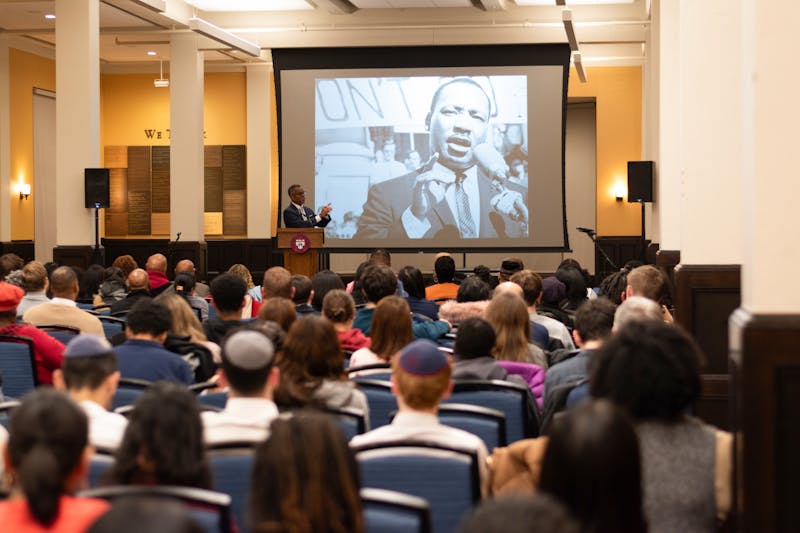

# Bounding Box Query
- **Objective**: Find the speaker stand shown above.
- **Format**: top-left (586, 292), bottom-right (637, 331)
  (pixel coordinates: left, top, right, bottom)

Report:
top-left (92, 203), bottom-right (105, 265)
top-left (639, 201), bottom-right (647, 262)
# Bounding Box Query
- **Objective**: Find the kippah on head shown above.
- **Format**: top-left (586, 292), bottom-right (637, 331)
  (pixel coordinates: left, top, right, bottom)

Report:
top-left (0, 281), bottom-right (24, 312)
top-left (398, 339), bottom-right (449, 376)
top-left (65, 335), bottom-right (114, 358)
top-left (223, 330), bottom-right (275, 370)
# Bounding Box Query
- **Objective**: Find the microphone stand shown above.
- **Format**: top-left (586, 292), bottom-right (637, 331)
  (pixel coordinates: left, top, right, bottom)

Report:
top-left (580, 231), bottom-right (618, 272)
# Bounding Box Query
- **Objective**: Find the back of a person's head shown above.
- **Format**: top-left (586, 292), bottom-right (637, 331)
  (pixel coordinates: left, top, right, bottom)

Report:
top-left (459, 493), bottom-right (580, 533)
top-left (457, 275), bottom-right (490, 303)
top-left (434, 255), bottom-right (456, 283)
top-left (126, 298), bottom-right (172, 337)
top-left (112, 255), bottom-right (138, 279)
top-left (291, 274), bottom-right (313, 304)
top-left (322, 289), bottom-right (355, 325)
top-left (155, 291), bottom-right (205, 343)
top-left (574, 297), bottom-right (616, 343)
top-left (109, 382), bottom-right (210, 488)
top-left (227, 263), bottom-right (254, 289)
top-left (257, 297), bottom-right (297, 333)
top-left (7, 389), bottom-right (88, 526)
top-left (614, 295), bottom-right (663, 330)
top-left (21, 260), bottom-right (48, 292)
top-left (250, 412), bottom-right (364, 533)
top-left (173, 272), bottom-right (196, 297)
top-left (398, 266), bottom-right (426, 299)
top-left (61, 335), bottom-right (118, 391)
top-left (221, 329), bottom-right (276, 395)
top-left (590, 320), bottom-right (703, 421)
top-left (0, 253), bottom-right (24, 278)
top-left (210, 273), bottom-right (247, 313)
top-left (471, 265), bottom-right (496, 289)
top-left (371, 295), bottom-right (412, 359)
top-left (311, 270), bottom-right (345, 310)
top-left (454, 317), bottom-right (496, 360)
top-left (262, 266), bottom-right (293, 299)
top-left (627, 265), bottom-right (668, 302)
top-left (392, 339), bottom-right (452, 410)
top-left (145, 253), bottom-right (168, 273)
top-left (485, 291), bottom-right (530, 361)
top-left (509, 269), bottom-right (542, 306)
top-left (599, 269), bottom-right (628, 305)
top-left (88, 497), bottom-right (203, 533)
top-left (49, 265), bottom-right (78, 297)
top-left (539, 400), bottom-right (646, 533)
top-left (555, 266), bottom-right (588, 307)
top-left (360, 264), bottom-right (397, 303)
top-left (80, 264), bottom-right (105, 299)
top-left (368, 248), bottom-right (391, 266)
top-left (284, 315), bottom-right (344, 380)
top-left (127, 268), bottom-right (149, 291)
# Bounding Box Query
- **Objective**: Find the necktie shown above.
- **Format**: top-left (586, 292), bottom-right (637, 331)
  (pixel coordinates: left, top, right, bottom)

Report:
top-left (298, 205), bottom-right (308, 221)
top-left (455, 172), bottom-right (477, 238)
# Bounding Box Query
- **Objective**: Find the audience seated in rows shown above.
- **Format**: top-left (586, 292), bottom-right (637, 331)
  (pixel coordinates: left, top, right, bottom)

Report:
top-left (171, 272), bottom-right (209, 322)
top-left (110, 255), bottom-right (137, 280)
top-left (106, 382), bottom-right (211, 488)
top-left (277, 315), bottom-right (369, 415)
top-left (110, 268), bottom-right (150, 316)
top-left (510, 269), bottom-right (575, 351)
top-left (251, 411), bottom-right (364, 533)
top-left (175, 259), bottom-right (210, 298)
top-left (598, 268), bottom-right (628, 305)
top-left (353, 264), bottom-right (449, 341)
top-left (0, 253), bottom-right (25, 287)
top-left (54, 335), bottom-right (127, 450)
top-left (486, 290), bottom-right (547, 368)
top-left (17, 260), bottom-right (49, 317)
top-left (623, 264), bottom-right (673, 322)
top-left (0, 389), bottom-right (110, 531)
top-left (310, 270), bottom-right (345, 313)
top-left (23, 266), bottom-right (104, 336)
top-left (399, 265), bottom-right (439, 320)
top-left (155, 292), bottom-right (217, 381)
top-left (79, 264), bottom-right (105, 305)
top-left (227, 263), bottom-right (261, 318)
top-left (452, 317), bottom-right (528, 390)
top-left (323, 289), bottom-right (370, 352)
top-left (96, 267), bottom-right (127, 306)
top-left (202, 329), bottom-right (280, 445)
top-left (203, 273), bottom-right (248, 345)
top-left (291, 274), bottom-right (318, 317)
top-left (425, 254), bottom-right (459, 302)
top-left (539, 399), bottom-right (647, 533)
top-left (351, 339), bottom-right (489, 496)
top-left (115, 299), bottom-right (193, 385)
top-left (257, 296), bottom-right (297, 333)
top-left (438, 275), bottom-right (491, 325)
top-left (144, 253), bottom-right (173, 297)
top-left (497, 257), bottom-right (524, 283)
top-left (460, 493), bottom-right (580, 533)
top-left (0, 281), bottom-right (64, 385)
top-left (349, 296), bottom-right (412, 372)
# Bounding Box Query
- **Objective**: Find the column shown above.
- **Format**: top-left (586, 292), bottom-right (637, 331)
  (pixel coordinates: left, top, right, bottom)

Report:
top-left (54, 0), bottom-right (99, 265)
top-left (169, 32), bottom-right (206, 276)
top-left (246, 63), bottom-right (271, 239)
top-left (0, 35), bottom-right (10, 244)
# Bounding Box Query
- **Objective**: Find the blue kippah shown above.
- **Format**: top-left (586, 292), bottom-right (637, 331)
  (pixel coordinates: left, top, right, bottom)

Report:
top-left (64, 335), bottom-right (114, 358)
top-left (397, 339), bottom-right (449, 376)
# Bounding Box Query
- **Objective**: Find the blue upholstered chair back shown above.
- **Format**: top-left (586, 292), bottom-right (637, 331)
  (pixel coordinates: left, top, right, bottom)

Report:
top-left (355, 443), bottom-right (480, 533)
top-left (437, 403), bottom-right (507, 451)
top-left (354, 379), bottom-right (396, 430)
top-left (208, 444), bottom-right (256, 533)
top-left (445, 380), bottom-right (536, 444)
top-left (0, 335), bottom-right (37, 399)
top-left (361, 488), bottom-right (432, 533)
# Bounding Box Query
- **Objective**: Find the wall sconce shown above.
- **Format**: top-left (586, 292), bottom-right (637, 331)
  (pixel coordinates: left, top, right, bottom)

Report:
top-left (612, 182), bottom-right (626, 202)
top-left (14, 183), bottom-right (31, 200)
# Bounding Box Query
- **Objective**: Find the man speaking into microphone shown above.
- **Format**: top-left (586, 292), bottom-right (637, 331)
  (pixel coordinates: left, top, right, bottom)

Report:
top-left (283, 184), bottom-right (332, 229)
top-left (355, 77), bottom-right (528, 240)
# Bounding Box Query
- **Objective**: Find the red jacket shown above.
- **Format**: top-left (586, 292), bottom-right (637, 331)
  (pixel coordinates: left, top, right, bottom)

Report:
top-left (337, 328), bottom-right (371, 352)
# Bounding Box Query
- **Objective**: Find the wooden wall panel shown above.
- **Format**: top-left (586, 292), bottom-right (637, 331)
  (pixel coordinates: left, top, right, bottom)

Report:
top-left (222, 145), bottom-right (245, 190)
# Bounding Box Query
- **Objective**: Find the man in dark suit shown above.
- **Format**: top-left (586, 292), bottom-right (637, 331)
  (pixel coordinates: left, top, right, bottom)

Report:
top-left (282, 184), bottom-right (332, 228)
top-left (355, 77), bottom-right (528, 240)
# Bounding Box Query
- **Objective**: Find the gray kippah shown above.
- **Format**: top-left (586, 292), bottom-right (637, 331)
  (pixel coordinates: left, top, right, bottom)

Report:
top-left (223, 330), bottom-right (275, 370)
top-left (65, 334), bottom-right (114, 358)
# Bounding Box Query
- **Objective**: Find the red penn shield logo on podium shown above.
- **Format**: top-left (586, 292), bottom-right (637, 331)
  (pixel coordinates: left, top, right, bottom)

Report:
top-left (290, 233), bottom-right (311, 254)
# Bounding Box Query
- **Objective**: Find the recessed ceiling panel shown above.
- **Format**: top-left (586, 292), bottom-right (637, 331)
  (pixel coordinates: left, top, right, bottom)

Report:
top-left (184, 0), bottom-right (312, 11)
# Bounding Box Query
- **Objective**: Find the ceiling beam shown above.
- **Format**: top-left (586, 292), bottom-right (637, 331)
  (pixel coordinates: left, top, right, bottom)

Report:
top-left (310, 0), bottom-right (359, 15)
top-left (474, 0), bottom-right (509, 11)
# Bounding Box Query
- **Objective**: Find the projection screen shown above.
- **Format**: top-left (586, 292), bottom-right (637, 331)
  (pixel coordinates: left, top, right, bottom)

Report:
top-left (273, 44), bottom-right (571, 251)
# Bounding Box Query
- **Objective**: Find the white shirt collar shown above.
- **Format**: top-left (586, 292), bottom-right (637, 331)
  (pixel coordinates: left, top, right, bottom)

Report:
top-left (392, 411), bottom-right (441, 428)
top-left (51, 297), bottom-right (77, 307)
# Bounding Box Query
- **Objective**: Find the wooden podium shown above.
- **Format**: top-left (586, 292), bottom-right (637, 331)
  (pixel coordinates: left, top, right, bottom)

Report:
top-left (277, 228), bottom-right (325, 278)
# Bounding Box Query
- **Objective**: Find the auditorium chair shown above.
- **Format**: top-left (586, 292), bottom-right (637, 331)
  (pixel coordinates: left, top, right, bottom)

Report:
top-left (97, 315), bottom-right (126, 341)
top-left (36, 324), bottom-right (80, 345)
top-left (361, 487), bottom-right (432, 533)
top-left (436, 403), bottom-right (507, 452)
top-left (208, 443), bottom-right (257, 533)
top-left (0, 400), bottom-right (20, 428)
top-left (353, 379), bottom-right (397, 429)
top-left (322, 404), bottom-right (369, 438)
top-left (0, 334), bottom-right (38, 399)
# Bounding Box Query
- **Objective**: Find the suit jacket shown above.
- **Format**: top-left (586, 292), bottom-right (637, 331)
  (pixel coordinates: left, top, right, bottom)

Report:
top-left (355, 169), bottom-right (525, 240)
top-left (283, 204), bottom-right (331, 229)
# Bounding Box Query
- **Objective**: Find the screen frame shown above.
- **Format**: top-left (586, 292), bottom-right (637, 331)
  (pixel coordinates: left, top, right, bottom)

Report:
top-left (272, 43), bottom-right (571, 253)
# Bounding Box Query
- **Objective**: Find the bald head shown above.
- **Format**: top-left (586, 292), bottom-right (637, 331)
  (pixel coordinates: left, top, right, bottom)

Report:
top-left (146, 253), bottom-right (167, 273)
top-left (175, 259), bottom-right (195, 275)
top-left (493, 281), bottom-right (523, 299)
top-left (128, 268), bottom-right (150, 291)
top-left (49, 266), bottom-right (79, 299)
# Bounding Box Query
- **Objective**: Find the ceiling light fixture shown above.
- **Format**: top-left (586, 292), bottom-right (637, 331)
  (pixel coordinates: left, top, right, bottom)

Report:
top-left (147, 50), bottom-right (157, 56)
top-left (154, 59), bottom-right (169, 88)
top-left (44, 14), bottom-right (56, 20)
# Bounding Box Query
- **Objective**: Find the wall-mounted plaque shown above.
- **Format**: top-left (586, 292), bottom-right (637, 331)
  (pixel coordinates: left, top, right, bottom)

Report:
top-left (222, 146), bottom-right (245, 190)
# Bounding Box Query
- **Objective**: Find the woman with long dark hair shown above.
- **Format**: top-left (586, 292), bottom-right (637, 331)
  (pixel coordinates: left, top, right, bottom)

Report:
top-left (250, 412), bottom-right (363, 533)
top-left (348, 295), bottom-right (413, 372)
top-left (0, 389), bottom-right (109, 531)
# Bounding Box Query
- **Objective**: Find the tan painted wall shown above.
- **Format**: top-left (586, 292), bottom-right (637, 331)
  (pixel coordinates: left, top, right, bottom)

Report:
top-left (568, 65), bottom-right (643, 236)
top-left (9, 49), bottom-right (55, 241)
